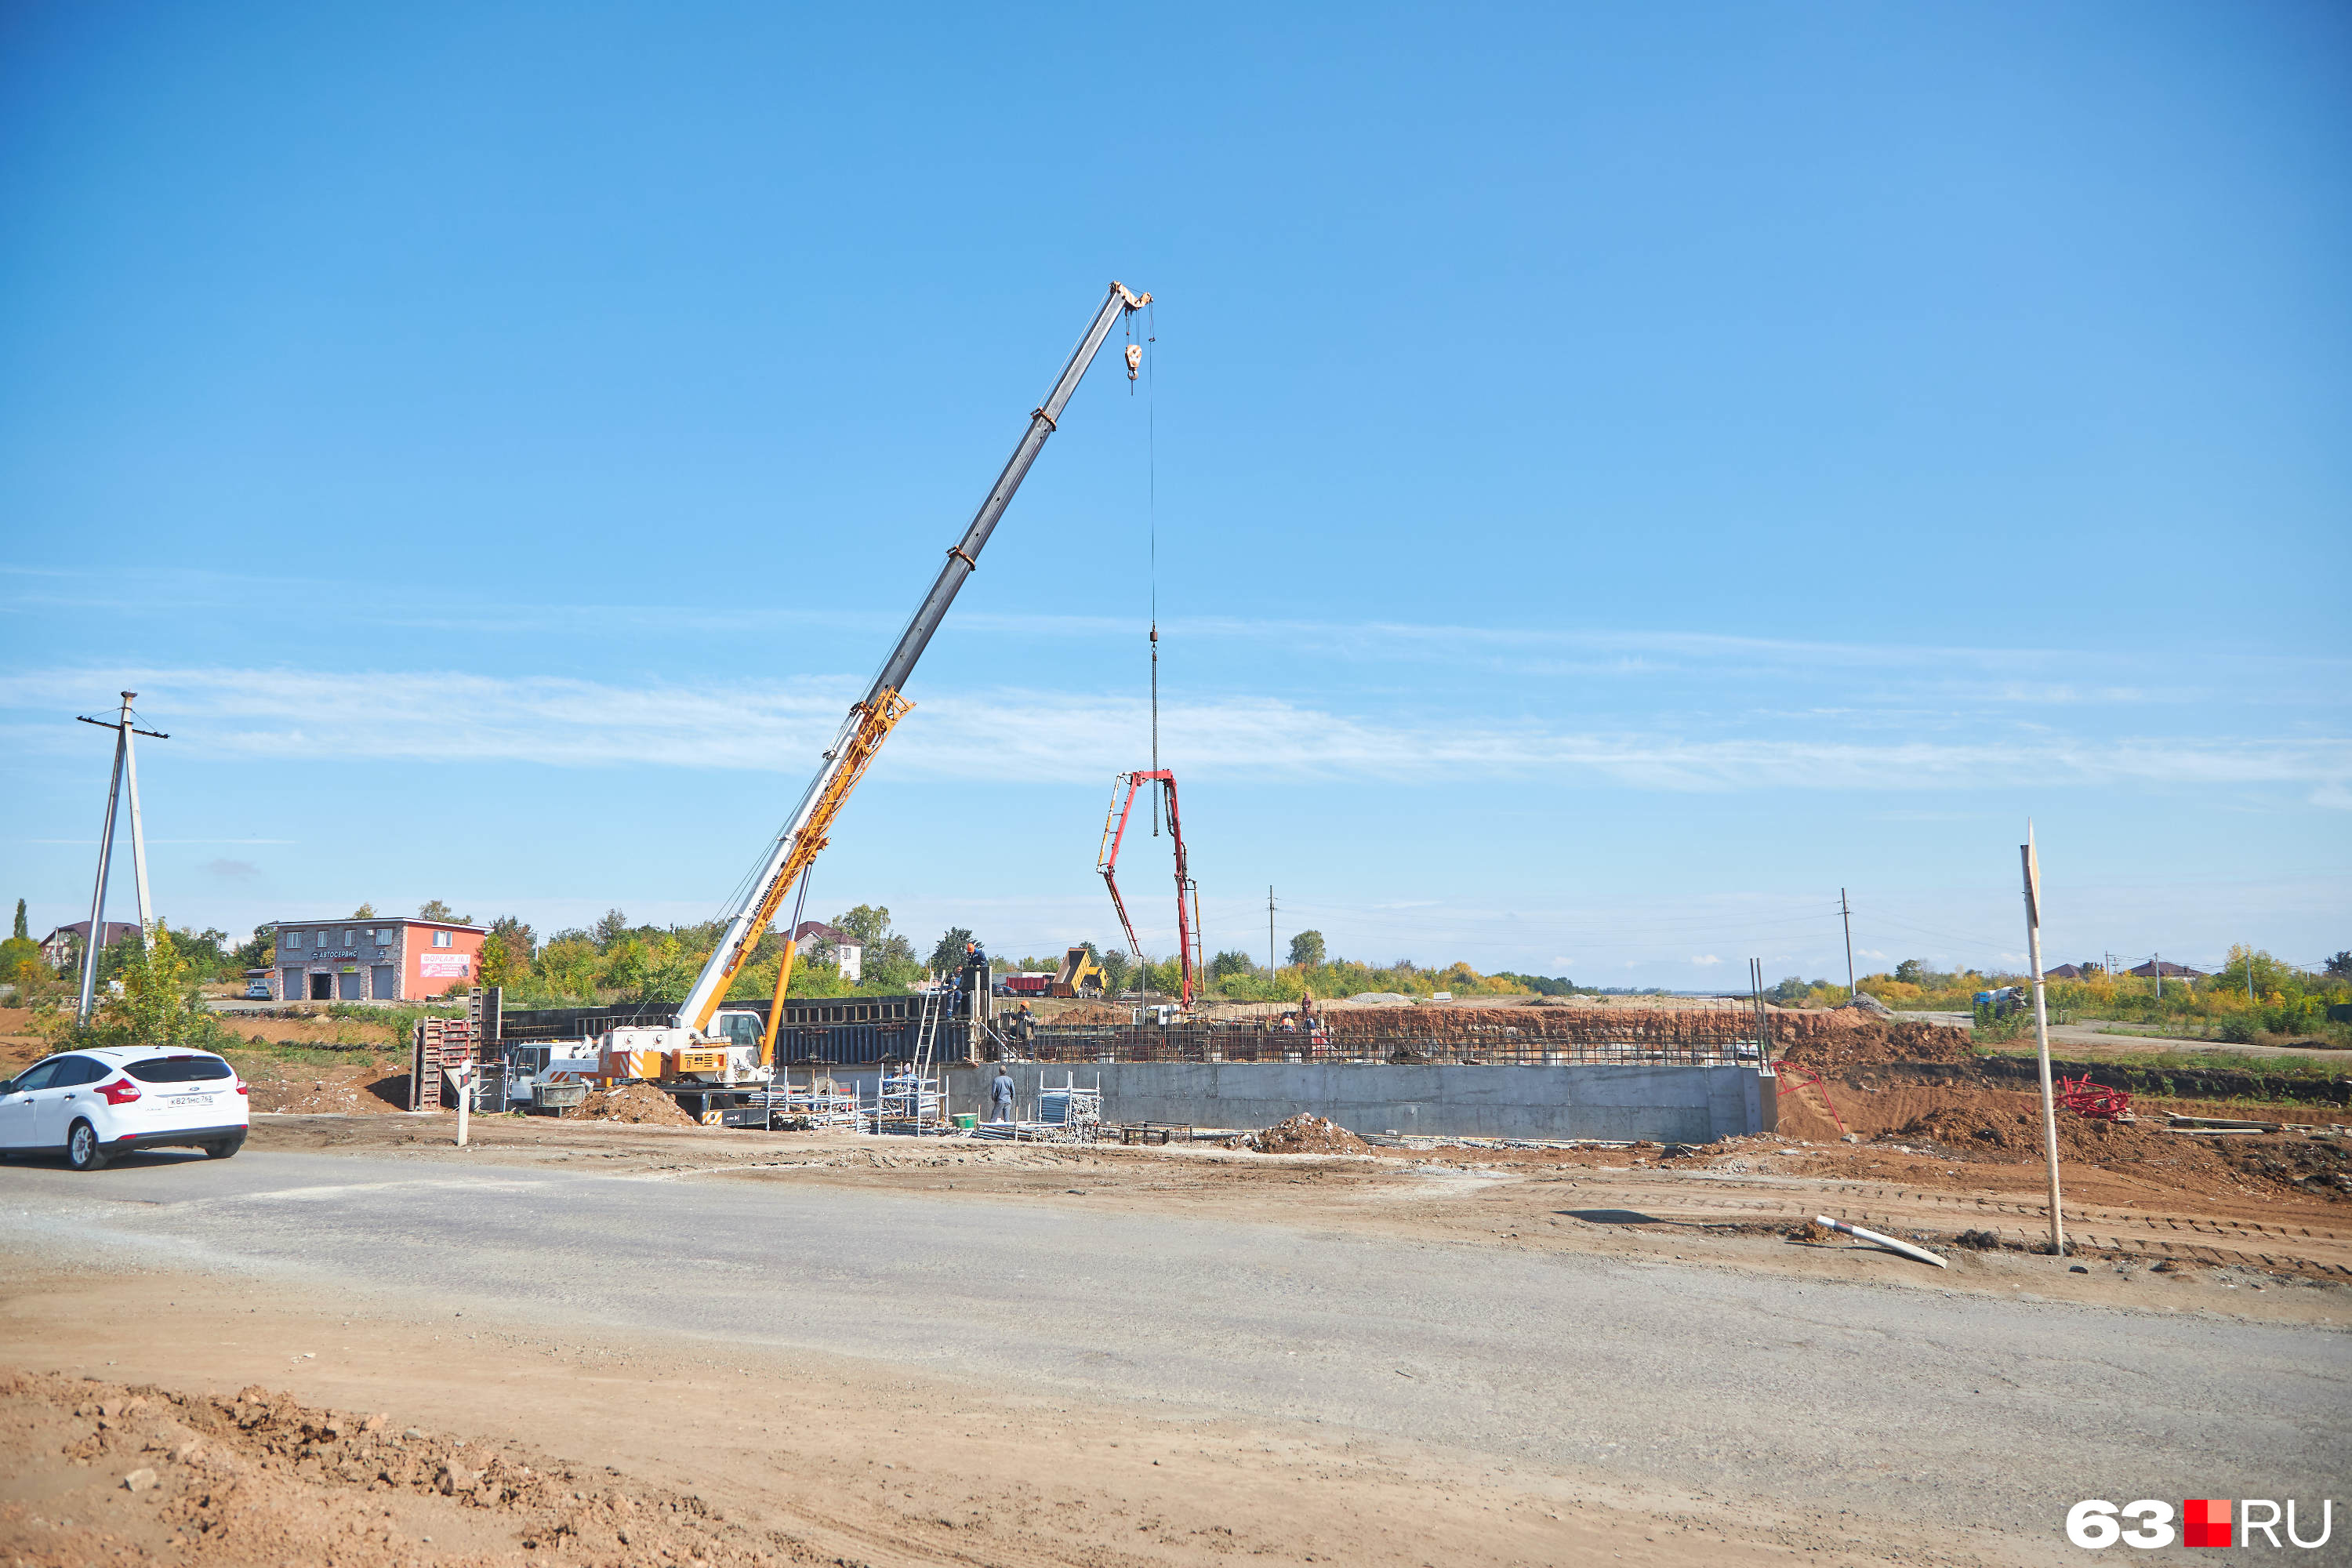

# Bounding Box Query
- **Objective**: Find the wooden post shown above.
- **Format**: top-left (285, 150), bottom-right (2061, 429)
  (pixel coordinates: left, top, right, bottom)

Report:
top-left (2021, 824), bottom-right (2064, 1256)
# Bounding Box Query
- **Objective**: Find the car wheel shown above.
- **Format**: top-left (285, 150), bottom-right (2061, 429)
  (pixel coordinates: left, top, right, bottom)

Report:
top-left (66, 1119), bottom-right (109, 1172)
top-left (203, 1135), bottom-right (244, 1160)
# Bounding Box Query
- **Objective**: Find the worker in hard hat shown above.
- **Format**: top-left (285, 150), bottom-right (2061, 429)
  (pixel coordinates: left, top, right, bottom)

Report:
top-left (989, 1065), bottom-right (1015, 1123)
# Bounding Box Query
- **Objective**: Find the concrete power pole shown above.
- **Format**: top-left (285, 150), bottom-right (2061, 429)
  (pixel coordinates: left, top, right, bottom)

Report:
top-left (1267, 886), bottom-right (1277, 974)
top-left (1839, 888), bottom-right (1857, 1000)
top-left (74, 692), bottom-right (169, 1025)
top-left (2020, 822), bottom-right (2066, 1257)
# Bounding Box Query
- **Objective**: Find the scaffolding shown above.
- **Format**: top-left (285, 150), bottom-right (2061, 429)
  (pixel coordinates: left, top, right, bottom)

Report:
top-left (973, 1071), bottom-right (1102, 1143)
top-left (862, 990), bottom-right (949, 1135)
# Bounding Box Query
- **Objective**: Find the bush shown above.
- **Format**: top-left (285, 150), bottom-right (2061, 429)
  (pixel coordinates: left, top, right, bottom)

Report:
top-left (43, 929), bottom-right (231, 1054)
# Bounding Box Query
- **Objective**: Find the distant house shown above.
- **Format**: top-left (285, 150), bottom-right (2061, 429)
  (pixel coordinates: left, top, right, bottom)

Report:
top-left (271, 915), bottom-right (487, 1002)
top-left (789, 920), bottom-right (863, 984)
top-left (38, 920), bottom-right (142, 969)
top-left (2126, 960), bottom-right (2205, 980)
top-left (2042, 964), bottom-right (2086, 980)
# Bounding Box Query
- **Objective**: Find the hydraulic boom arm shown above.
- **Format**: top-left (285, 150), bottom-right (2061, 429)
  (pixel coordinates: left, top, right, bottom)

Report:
top-left (1095, 769), bottom-right (1200, 1010)
top-left (674, 281), bottom-right (1152, 1035)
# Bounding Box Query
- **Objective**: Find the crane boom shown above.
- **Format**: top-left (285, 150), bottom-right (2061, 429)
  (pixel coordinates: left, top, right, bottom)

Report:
top-left (673, 281), bottom-right (1152, 1034)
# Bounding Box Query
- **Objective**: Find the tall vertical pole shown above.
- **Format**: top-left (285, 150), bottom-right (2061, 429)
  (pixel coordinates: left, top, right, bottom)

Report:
top-left (77, 720), bottom-right (130, 1026)
top-left (119, 692), bottom-right (154, 938)
top-left (2021, 823), bottom-right (2065, 1256)
top-left (1268, 886), bottom-right (1276, 974)
top-left (1839, 888), bottom-right (1856, 1000)
top-left (2154, 952), bottom-right (2163, 1000)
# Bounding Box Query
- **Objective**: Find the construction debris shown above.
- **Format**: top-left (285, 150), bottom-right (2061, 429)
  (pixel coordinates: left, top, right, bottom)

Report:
top-left (1237, 1113), bottom-right (1369, 1155)
top-left (2057, 1074), bottom-right (2133, 1122)
top-left (565, 1083), bottom-right (699, 1127)
top-left (1814, 1214), bottom-right (1948, 1269)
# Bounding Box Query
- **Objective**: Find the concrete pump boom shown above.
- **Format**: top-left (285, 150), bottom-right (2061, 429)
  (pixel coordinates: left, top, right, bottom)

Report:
top-left (673, 281), bottom-right (1152, 1036)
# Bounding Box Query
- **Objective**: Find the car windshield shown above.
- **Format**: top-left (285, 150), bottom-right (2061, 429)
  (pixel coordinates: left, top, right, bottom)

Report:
top-left (125, 1055), bottom-right (234, 1084)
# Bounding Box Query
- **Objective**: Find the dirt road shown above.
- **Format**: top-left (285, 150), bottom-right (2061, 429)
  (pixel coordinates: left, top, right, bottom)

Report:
top-left (4, 1117), bottom-right (2346, 1567)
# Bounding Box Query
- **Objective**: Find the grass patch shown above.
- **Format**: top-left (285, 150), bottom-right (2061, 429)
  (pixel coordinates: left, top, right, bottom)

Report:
top-left (227, 1039), bottom-right (396, 1069)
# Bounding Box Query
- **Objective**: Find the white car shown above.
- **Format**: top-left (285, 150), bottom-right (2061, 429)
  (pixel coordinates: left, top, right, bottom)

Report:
top-left (0, 1047), bottom-right (249, 1171)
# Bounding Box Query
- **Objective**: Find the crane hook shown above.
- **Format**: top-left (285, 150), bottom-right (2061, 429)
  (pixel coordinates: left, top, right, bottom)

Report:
top-left (1125, 342), bottom-right (1142, 379)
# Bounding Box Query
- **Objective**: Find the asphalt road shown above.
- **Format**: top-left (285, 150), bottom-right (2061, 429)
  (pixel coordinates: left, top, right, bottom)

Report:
top-left (2, 1149), bottom-right (2344, 1545)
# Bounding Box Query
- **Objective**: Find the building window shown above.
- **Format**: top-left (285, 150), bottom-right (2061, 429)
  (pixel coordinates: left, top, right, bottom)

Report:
top-left (285, 931), bottom-right (302, 949)
top-left (432, 931), bottom-right (453, 949)
top-left (342, 930), bottom-right (354, 946)
top-left (375, 929), bottom-right (392, 946)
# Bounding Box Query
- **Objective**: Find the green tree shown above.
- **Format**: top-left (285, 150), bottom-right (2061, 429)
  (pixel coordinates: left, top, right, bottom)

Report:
top-left (62, 928), bottom-right (223, 1052)
top-left (601, 936), bottom-right (649, 995)
top-left (592, 908), bottom-right (631, 949)
top-left (418, 899), bottom-right (471, 925)
top-left (536, 936), bottom-right (601, 998)
top-left (831, 906), bottom-right (891, 947)
top-left (929, 927), bottom-right (976, 972)
top-left (12, 898), bottom-right (25, 941)
top-left (350, 902), bottom-right (377, 919)
top-left (485, 916), bottom-right (535, 979)
top-left (1209, 949), bottom-right (1255, 980)
top-left (641, 935), bottom-right (698, 1001)
top-left (1893, 958), bottom-right (1924, 985)
top-left (1096, 947), bottom-right (1131, 994)
top-left (231, 925), bottom-right (277, 971)
top-left (1287, 930), bottom-right (1326, 968)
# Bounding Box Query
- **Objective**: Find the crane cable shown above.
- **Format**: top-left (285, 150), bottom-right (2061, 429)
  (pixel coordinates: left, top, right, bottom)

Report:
top-left (1148, 300), bottom-right (1159, 837)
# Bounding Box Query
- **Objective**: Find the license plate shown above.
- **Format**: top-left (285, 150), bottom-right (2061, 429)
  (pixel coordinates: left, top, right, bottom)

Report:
top-left (168, 1094), bottom-right (213, 1109)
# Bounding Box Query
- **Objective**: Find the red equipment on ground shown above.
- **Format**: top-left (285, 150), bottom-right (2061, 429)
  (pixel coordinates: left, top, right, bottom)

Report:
top-left (1096, 770), bottom-right (1203, 1010)
top-left (2057, 1075), bottom-right (2133, 1122)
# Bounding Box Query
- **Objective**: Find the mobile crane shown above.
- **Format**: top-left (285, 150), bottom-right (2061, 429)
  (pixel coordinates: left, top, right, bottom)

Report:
top-left (1095, 769), bottom-right (1202, 1011)
top-left (595, 281), bottom-right (1153, 1092)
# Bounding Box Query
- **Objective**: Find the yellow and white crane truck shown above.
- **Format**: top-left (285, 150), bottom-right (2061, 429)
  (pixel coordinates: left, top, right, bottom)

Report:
top-left (595, 281), bottom-right (1152, 1098)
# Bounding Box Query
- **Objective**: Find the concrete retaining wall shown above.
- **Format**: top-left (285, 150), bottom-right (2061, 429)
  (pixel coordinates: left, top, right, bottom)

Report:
top-left (795, 1061), bottom-right (1778, 1143)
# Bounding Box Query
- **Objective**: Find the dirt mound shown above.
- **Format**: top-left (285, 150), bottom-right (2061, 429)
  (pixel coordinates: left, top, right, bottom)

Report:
top-left (566, 1082), bottom-right (698, 1127)
top-left (1240, 1113), bottom-right (1369, 1154)
top-left (1775, 1014), bottom-right (1973, 1072)
top-left (1044, 1003), bottom-right (1131, 1026)
top-left (1893, 1099), bottom-right (2350, 1202)
top-left (0, 1368), bottom-right (786, 1566)
top-left (1841, 992), bottom-right (1895, 1019)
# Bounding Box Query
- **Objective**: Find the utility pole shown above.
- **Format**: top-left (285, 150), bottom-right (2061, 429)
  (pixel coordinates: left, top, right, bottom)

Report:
top-left (2154, 952), bottom-right (2162, 1000)
top-left (1839, 888), bottom-right (1856, 1000)
top-left (73, 692), bottom-right (169, 1025)
top-left (1267, 886), bottom-right (1277, 974)
top-left (2020, 822), bottom-right (2065, 1256)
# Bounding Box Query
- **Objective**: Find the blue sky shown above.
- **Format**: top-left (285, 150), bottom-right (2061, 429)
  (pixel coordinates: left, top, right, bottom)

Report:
top-left (3, 1), bottom-right (2347, 986)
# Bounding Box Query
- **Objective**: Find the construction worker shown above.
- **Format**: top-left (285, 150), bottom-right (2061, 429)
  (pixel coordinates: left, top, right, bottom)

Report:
top-left (990, 1065), bottom-right (1015, 1123)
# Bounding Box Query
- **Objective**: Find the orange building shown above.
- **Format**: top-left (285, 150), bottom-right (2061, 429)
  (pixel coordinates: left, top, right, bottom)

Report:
top-left (270, 916), bottom-right (488, 1002)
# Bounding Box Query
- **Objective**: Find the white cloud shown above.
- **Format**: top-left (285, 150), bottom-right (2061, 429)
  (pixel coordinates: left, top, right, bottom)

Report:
top-left (4, 664), bottom-right (2347, 797)
top-left (1690, 954), bottom-right (1722, 966)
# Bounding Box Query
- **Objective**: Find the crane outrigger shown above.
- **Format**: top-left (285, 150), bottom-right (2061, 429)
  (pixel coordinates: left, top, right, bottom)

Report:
top-left (596, 281), bottom-right (1152, 1093)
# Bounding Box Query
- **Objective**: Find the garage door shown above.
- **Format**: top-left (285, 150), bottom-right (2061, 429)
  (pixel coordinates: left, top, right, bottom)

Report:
top-left (337, 968), bottom-right (362, 1000)
top-left (281, 967), bottom-right (303, 1000)
top-left (371, 966), bottom-right (396, 1000)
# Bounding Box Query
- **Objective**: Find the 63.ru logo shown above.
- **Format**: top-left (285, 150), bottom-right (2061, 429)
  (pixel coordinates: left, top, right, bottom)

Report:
top-left (2068, 1499), bottom-right (2335, 1549)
